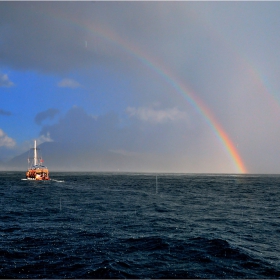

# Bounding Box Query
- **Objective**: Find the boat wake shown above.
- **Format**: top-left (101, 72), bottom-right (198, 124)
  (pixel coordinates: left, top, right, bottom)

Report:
top-left (51, 179), bottom-right (65, 183)
top-left (21, 178), bottom-right (64, 183)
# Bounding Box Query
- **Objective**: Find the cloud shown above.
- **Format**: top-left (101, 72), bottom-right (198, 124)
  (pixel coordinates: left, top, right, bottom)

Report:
top-left (35, 108), bottom-right (59, 125)
top-left (0, 73), bottom-right (14, 87)
top-left (36, 106), bottom-right (235, 173)
top-left (36, 132), bottom-right (53, 145)
top-left (0, 129), bottom-right (16, 148)
top-left (40, 106), bottom-right (119, 147)
top-left (57, 78), bottom-right (81, 88)
top-left (126, 106), bottom-right (188, 124)
top-left (0, 2), bottom-right (209, 75)
top-left (0, 109), bottom-right (12, 116)
top-left (3, 2), bottom-right (280, 172)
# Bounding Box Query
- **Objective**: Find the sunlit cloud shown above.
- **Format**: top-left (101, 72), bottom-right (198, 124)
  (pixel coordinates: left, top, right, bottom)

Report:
top-left (126, 106), bottom-right (188, 124)
top-left (36, 132), bottom-right (53, 145)
top-left (57, 78), bottom-right (81, 88)
top-left (22, 133), bottom-right (53, 152)
top-left (0, 129), bottom-right (16, 148)
top-left (0, 73), bottom-right (14, 87)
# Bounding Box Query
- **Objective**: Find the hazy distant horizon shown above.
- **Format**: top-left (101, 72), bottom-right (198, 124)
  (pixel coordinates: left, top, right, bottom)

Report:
top-left (2, 2), bottom-right (280, 174)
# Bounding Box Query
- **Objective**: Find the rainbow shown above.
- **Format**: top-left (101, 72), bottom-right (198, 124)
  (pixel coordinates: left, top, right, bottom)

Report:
top-left (38, 7), bottom-right (248, 173)
top-left (83, 24), bottom-right (247, 173)
top-left (173, 80), bottom-right (247, 174)
top-left (197, 13), bottom-right (280, 118)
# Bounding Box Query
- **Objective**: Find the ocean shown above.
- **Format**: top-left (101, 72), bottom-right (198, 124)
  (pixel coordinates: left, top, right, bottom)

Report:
top-left (0, 172), bottom-right (279, 278)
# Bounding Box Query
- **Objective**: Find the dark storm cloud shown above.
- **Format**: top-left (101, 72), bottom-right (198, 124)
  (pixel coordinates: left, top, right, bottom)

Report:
top-left (0, 109), bottom-right (12, 116)
top-left (2, 1), bottom-right (280, 172)
top-left (0, 1), bottom-right (251, 114)
top-left (0, 2), bottom-right (105, 72)
top-left (35, 108), bottom-right (59, 125)
top-left (0, 2), bottom-right (203, 75)
top-left (0, 2), bottom-right (91, 73)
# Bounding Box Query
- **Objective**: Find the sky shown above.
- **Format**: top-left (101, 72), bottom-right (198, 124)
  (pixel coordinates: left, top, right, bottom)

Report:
top-left (1, 1), bottom-right (280, 173)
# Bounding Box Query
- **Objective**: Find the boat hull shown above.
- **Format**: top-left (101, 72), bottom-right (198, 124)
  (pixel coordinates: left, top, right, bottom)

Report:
top-left (26, 168), bottom-right (50, 181)
top-left (26, 177), bottom-right (50, 181)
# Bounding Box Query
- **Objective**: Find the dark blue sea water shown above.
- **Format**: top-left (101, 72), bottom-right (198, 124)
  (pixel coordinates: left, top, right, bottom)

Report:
top-left (1, 172), bottom-right (280, 278)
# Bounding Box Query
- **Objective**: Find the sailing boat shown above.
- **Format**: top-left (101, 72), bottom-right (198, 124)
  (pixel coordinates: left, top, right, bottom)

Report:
top-left (26, 140), bottom-right (50, 180)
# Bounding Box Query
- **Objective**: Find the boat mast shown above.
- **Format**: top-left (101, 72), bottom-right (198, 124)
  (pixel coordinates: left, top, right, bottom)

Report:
top-left (34, 140), bottom-right (37, 166)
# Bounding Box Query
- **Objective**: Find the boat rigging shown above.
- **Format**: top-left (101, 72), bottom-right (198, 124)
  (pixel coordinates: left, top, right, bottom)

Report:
top-left (26, 140), bottom-right (50, 180)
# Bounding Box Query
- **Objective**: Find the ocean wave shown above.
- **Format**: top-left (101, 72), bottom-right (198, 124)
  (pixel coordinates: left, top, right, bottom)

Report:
top-left (1, 173), bottom-right (280, 278)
